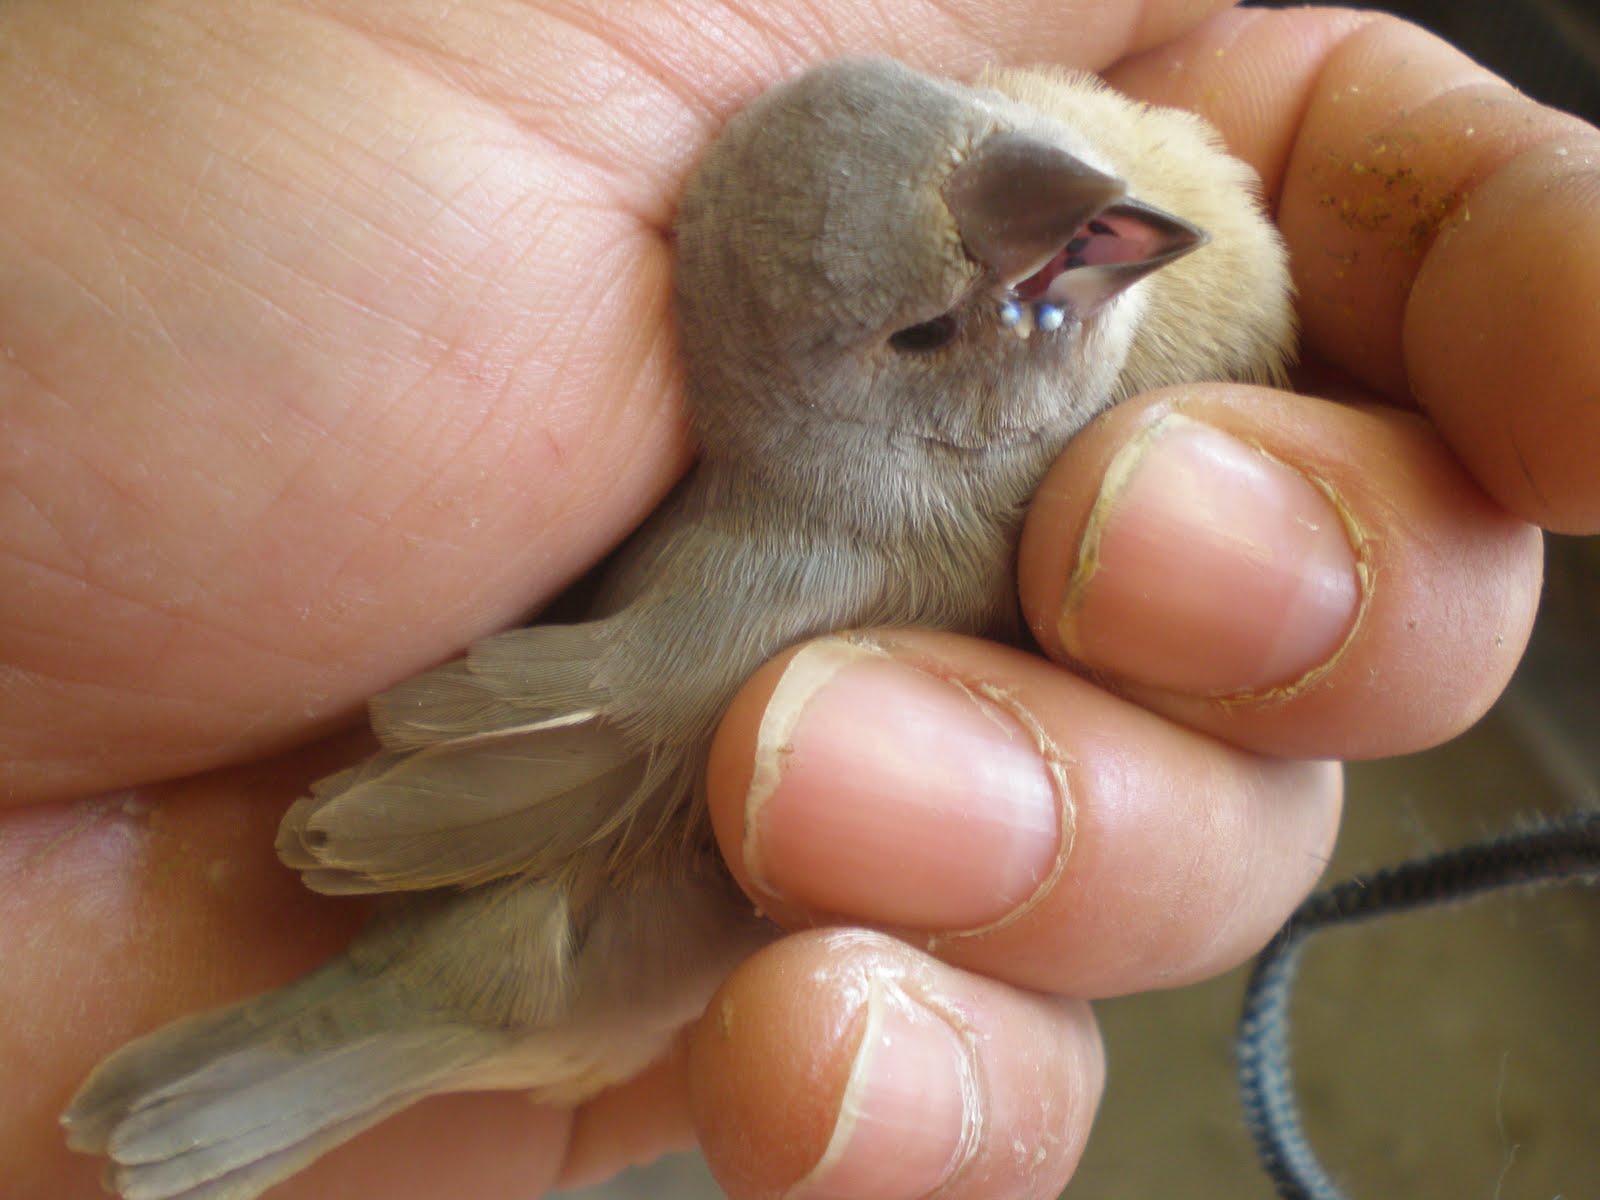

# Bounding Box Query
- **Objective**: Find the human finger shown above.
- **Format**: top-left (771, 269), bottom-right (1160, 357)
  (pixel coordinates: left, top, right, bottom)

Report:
top-left (707, 633), bottom-right (1341, 998)
top-left (1018, 383), bottom-right (1543, 760)
top-left (1105, 7), bottom-right (1600, 531)
top-left (689, 929), bottom-right (1104, 1200)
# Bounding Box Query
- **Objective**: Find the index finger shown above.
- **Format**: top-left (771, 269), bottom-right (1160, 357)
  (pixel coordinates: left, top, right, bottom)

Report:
top-left (1106, 7), bottom-right (1600, 532)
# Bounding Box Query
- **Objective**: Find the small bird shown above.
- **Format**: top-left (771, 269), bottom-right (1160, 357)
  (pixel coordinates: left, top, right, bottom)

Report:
top-left (63, 58), bottom-right (1294, 1200)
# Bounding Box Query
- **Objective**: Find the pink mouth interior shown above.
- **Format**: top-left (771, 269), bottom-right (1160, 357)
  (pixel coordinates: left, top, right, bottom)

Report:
top-left (1011, 212), bottom-right (1162, 301)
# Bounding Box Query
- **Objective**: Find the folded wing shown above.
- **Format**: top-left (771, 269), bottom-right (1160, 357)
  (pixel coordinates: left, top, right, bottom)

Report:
top-left (277, 620), bottom-right (689, 894)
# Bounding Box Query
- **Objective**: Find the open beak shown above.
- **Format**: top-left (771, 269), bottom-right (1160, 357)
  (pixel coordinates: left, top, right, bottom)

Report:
top-left (944, 130), bottom-right (1208, 325)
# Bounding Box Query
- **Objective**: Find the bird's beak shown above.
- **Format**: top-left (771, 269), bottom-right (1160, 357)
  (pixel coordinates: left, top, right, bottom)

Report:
top-left (944, 132), bottom-right (1209, 320)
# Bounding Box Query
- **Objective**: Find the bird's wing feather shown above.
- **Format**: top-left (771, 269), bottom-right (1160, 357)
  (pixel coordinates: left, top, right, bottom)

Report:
top-left (277, 724), bottom-right (679, 894)
top-left (368, 622), bottom-right (617, 751)
top-left (65, 955), bottom-right (502, 1200)
top-left (276, 617), bottom-right (689, 894)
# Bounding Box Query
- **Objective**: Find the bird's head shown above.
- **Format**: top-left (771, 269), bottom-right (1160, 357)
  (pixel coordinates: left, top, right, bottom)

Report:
top-left (674, 57), bottom-right (1211, 466)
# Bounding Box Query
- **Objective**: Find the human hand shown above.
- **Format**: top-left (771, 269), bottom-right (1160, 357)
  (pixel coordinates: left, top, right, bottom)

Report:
top-left (2, 2), bottom-right (1592, 1198)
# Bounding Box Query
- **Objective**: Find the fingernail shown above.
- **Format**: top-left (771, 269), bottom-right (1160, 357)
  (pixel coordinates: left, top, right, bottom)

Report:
top-left (744, 639), bottom-right (1066, 933)
top-left (788, 977), bottom-right (978, 1200)
top-left (1059, 413), bottom-right (1364, 696)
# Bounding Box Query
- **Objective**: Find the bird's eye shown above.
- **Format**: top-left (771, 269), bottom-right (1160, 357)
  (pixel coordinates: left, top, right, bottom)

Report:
top-left (888, 314), bottom-right (959, 353)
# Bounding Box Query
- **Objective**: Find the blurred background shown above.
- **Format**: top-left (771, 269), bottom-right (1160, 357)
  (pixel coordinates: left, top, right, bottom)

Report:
top-left (571, 3), bottom-right (1600, 1196)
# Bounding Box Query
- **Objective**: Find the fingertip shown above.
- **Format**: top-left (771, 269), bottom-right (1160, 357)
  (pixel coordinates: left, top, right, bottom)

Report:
top-left (689, 931), bottom-right (1102, 1200)
top-left (1018, 385), bottom-right (1544, 759)
top-left (1024, 397), bottom-right (1366, 698)
top-left (687, 932), bottom-right (866, 1199)
top-left (707, 638), bottom-right (1066, 935)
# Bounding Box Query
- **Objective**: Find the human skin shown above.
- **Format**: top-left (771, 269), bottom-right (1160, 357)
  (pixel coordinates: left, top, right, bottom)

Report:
top-left (1, 2), bottom-right (1595, 1198)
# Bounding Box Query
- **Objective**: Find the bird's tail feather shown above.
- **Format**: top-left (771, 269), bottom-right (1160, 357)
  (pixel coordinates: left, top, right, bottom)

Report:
top-left (62, 958), bottom-right (501, 1200)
